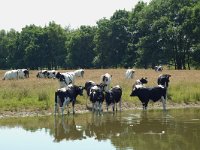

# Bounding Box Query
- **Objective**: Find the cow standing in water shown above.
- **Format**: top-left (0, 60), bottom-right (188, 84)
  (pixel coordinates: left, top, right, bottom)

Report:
top-left (54, 84), bottom-right (84, 116)
top-left (130, 84), bottom-right (167, 111)
top-left (105, 85), bottom-right (122, 112)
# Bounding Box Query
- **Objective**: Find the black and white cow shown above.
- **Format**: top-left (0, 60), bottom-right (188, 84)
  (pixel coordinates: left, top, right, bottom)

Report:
top-left (157, 74), bottom-right (171, 88)
top-left (105, 85), bottom-right (122, 112)
top-left (154, 65), bottom-right (163, 72)
top-left (3, 69), bottom-right (29, 80)
top-left (100, 73), bottom-right (112, 92)
top-left (55, 69), bottom-right (84, 88)
top-left (85, 81), bottom-right (106, 97)
top-left (89, 85), bottom-right (105, 114)
top-left (36, 70), bottom-right (48, 78)
top-left (130, 85), bottom-right (167, 111)
top-left (54, 84), bottom-right (84, 115)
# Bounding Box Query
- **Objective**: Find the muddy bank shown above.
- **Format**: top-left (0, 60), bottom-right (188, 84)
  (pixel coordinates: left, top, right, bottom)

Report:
top-left (0, 101), bottom-right (200, 119)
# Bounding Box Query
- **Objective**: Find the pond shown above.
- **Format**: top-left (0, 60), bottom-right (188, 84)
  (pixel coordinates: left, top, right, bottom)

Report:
top-left (0, 108), bottom-right (200, 150)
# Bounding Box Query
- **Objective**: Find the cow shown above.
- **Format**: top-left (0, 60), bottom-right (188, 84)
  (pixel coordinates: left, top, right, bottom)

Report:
top-left (155, 65), bottom-right (163, 72)
top-left (36, 70), bottom-right (57, 78)
top-left (36, 70), bottom-right (48, 78)
top-left (55, 69), bottom-right (84, 88)
top-left (105, 85), bottom-right (122, 112)
top-left (130, 85), bottom-right (167, 111)
top-left (89, 85), bottom-right (105, 115)
top-left (100, 73), bottom-right (112, 92)
top-left (85, 81), bottom-right (106, 97)
top-left (157, 74), bottom-right (171, 88)
top-left (18, 69), bottom-right (29, 78)
top-left (125, 69), bottom-right (135, 79)
top-left (54, 84), bottom-right (84, 116)
top-left (84, 81), bottom-right (106, 106)
top-left (3, 69), bottom-right (29, 80)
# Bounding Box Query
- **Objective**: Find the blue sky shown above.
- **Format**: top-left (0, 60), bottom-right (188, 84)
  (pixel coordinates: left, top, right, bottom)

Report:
top-left (0, 0), bottom-right (150, 31)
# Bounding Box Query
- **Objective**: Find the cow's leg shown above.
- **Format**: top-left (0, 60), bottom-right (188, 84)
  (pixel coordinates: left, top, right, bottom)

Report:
top-left (96, 101), bottom-right (99, 115)
top-left (161, 96), bottom-right (166, 111)
top-left (54, 92), bottom-right (58, 115)
top-left (99, 102), bottom-right (103, 115)
top-left (119, 98), bottom-right (122, 112)
top-left (61, 102), bottom-right (66, 116)
top-left (142, 102), bottom-right (148, 110)
top-left (92, 103), bottom-right (95, 113)
top-left (112, 103), bottom-right (115, 112)
top-left (106, 103), bottom-right (109, 111)
top-left (62, 97), bottom-right (69, 116)
top-left (72, 99), bottom-right (75, 115)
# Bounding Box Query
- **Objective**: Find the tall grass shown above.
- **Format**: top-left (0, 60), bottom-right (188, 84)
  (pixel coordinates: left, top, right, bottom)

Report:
top-left (0, 69), bottom-right (200, 112)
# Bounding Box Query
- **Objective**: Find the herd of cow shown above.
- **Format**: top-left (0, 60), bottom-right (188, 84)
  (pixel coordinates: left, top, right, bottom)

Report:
top-left (2, 68), bottom-right (171, 116)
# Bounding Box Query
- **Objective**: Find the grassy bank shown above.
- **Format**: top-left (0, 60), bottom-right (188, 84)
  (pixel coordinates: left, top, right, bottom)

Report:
top-left (0, 69), bottom-right (200, 112)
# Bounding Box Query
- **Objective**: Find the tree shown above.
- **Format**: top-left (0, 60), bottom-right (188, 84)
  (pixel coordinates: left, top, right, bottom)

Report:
top-left (65, 26), bottom-right (96, 68)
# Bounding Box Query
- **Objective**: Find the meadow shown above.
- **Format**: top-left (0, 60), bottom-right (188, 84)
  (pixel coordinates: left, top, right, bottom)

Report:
top-left (0, 69), bottom-right (200, 113)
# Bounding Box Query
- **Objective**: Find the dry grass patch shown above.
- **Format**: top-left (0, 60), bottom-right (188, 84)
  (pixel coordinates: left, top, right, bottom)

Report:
top-left (0, 69), bottom-right (200, 112)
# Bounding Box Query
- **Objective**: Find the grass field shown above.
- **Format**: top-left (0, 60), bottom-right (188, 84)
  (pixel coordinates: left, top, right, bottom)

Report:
top-left (0, 69), bottom-right (200, 112)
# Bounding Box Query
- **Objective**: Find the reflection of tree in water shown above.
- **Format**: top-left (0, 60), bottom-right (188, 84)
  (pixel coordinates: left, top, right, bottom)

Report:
top-left (54, 116), bottom-right (85, 142)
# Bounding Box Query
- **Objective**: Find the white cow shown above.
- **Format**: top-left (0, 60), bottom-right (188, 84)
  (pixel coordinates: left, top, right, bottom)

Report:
top-left (55, 69), bottom-right (84, 88)
top-left (100, 73), bottom-right (112, 92)
top-left (3, 69), bottom-right (29, 80)
top-left (125, 69), bottom-right (135, 79)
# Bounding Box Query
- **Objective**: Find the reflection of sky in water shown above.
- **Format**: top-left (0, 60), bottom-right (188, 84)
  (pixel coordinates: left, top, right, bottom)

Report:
top-left (0, 127), bottom-right (115, 150)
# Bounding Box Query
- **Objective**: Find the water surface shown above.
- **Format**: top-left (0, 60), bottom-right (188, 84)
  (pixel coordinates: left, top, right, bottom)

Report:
top-left (0, 109), bottom-right (200, 150)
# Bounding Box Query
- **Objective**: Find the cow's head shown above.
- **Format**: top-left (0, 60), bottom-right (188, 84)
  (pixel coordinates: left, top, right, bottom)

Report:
top-left (101, 73), bottom-right (112, 85)
top-left (75, 86), bottom-right (85, 96)
top-left (158, 74), bottom-right (171, 87)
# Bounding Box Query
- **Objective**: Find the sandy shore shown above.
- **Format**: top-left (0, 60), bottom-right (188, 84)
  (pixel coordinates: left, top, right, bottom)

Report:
top-left (1, 101), bottom-right (200, 119)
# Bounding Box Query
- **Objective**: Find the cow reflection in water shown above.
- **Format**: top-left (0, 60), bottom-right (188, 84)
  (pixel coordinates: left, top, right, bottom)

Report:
top-left (84, 114), bottom-right (126, 140)
top-left (53, 111), bottom-right (169, 143)
top-left (128, 111), bottom-right (168, 135)
top-left (54, 116), bottom-right (85, 142)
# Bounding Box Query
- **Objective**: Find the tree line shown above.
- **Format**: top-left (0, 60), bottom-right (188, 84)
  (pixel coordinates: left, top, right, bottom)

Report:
top-left (0, 0), bottom-right (200, 70)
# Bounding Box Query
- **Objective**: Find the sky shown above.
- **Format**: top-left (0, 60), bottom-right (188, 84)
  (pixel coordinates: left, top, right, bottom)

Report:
top-left (0, 0), bottom-right (151, 31)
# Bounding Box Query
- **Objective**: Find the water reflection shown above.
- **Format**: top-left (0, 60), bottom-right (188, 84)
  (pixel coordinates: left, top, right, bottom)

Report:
top-left (0, 109), bottom-right (200, 150)
top-left (54, 116), bottom-right (85, 142)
